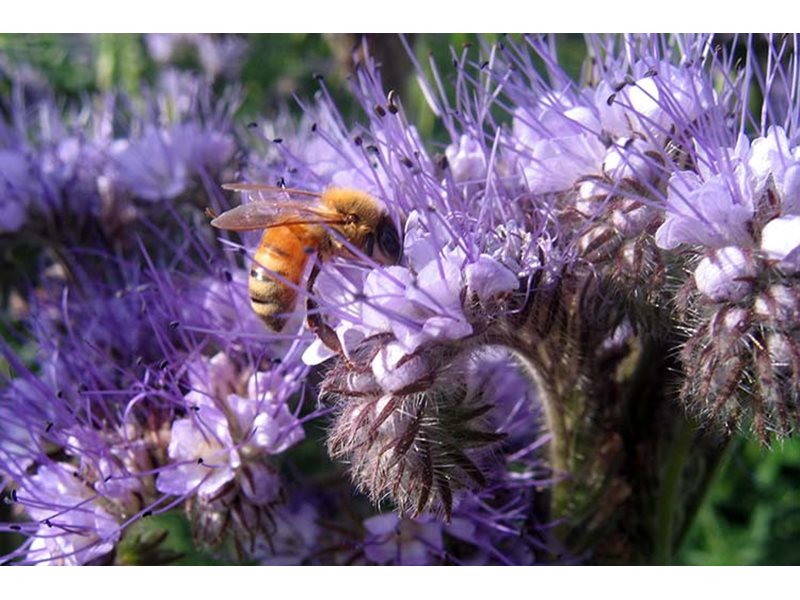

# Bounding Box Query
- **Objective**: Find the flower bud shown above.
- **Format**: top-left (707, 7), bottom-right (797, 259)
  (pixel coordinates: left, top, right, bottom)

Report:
top-left (694, 246), bottom-right (756, 302)
top-left (761, 215), bottom-right (800, 274)
top-left (324, 339), bottom-right (507, 520)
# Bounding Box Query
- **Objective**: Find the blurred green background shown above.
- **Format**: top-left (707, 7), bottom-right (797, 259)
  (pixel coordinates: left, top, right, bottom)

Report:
top-left (1, 33), bottom-right (798, 566)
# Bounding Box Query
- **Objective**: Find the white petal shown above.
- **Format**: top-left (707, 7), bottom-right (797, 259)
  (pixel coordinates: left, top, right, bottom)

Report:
top-left (761, 215), bottom-right (800, 273)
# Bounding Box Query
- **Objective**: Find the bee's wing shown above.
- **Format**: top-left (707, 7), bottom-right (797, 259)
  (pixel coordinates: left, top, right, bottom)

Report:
top-left (212, 182), bottom-right (346, 231)
top-left (221, 182), bottom-right (322, 201)
top-left (210, 200), bottom-right (344, 232)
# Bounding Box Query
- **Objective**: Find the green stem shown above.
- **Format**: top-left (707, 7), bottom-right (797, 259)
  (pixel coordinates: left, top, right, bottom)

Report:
top-left (654, 416), bottom-right (696, 565)
top-left (674, 435), bottom-right (738, 554)
top-left (509, 350), bottom-right (568, 477)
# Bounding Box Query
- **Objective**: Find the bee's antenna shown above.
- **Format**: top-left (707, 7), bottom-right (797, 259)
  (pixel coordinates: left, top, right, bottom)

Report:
top-left (205, 207), bottom-right (219, 220)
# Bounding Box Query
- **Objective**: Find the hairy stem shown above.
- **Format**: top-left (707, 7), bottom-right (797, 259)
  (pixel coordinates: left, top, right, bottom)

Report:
top-left (511, 352), bottom-right (568, 478)
top-left (654, 416), bottom-right (695, 564)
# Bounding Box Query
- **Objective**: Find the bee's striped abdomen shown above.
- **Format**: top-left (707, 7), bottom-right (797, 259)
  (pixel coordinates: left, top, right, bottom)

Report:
top-left (249, 224), bottom-right (319, 331)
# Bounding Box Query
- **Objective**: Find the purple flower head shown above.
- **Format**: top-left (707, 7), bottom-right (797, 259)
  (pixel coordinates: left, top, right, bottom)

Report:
top-left (655, 126), bottom-right (800, 252)
top-left (208, 43), bottom-right (560, 533)
top-left (111, 127), bottom-right (189, 201)
top-left (627, 36), bottom-right (800, 441)
top-left (0, 148), bottom-right (38, 233)
top-left (500, 36), bottom-right (718, 208)
top-left (301, 202), bottom-right (519, 375)
top-left (323, 333), bottom-right (547, 523)
top-left (0, 346), bottom-right (158, 565)
top-left (152, 348), bottom-right (308, 553)
top-left (301, 210), bottom-right (522, 404)
top-left (333, 349), bottom-right (551, 566)
top-left (0, 72), bottom-right (238, 253)
top-left (110, 116), bottom-right (233, 203)
top-left (0, 93), bottom-right (118, 238)
top-left (110, 74), bottom-right (238, 197)
top-left (0, 196), bottom-right (315, 563)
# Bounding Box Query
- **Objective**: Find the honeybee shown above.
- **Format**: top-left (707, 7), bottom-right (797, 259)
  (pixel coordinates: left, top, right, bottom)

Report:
top-left (210, 183), bottom-right (403, 351)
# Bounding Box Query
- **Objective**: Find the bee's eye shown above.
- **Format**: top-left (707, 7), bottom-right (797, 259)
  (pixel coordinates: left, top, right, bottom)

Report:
top-left (364, 233), bottom-right (375, 258)
top-left (377, 218), bottom-right (402, 264)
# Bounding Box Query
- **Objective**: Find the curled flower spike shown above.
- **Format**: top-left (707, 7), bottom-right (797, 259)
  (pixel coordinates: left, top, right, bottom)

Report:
top-left (324, 339), bottom-right (509, 520)
top-left (666, 104), bottom-right (800, 440)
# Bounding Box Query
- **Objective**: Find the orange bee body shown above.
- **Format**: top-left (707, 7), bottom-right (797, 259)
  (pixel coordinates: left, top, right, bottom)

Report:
top-left (211, 184), bottom-right (403, 336)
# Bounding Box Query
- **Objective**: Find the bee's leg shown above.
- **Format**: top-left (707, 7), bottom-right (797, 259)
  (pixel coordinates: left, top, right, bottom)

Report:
top-left (306, 262), bottom-right (344, 356)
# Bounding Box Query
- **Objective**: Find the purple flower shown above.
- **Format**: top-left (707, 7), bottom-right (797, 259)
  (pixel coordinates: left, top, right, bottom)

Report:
top-left (597, 61), bottom-right (715, 141)
top-left (363, 513), bottom-right (444, 566)
top-left (157, 404), bottom-right (241, 500)
top-left (171, 122), bottom-right (236, 175)
top-left (0, 71), bottom-right (238, 249)
top-left (0, 148), bottom-right (38, 233)
top-left (111, 127), bottom-right (189, 201)
top-left (512, 95), bottom-right (605, 194)
top-left (445, 134), bottom-right (488, 184)
top-left (748, 126), bottom-right (800, 209)
top-left (0, 202), bottom-right (313, 562)
top-left (302, 201), bottom-right (519, 380)
top-left (21, 464), bottom-right (122, 566)
top-left (363, 259), bottom-right (472, 355)
top-left (244, 370), bottom-right (306, 454)
top-left (601, 137), bottom-right (656, 182)
top-left (254, 497), bottom-right (321, 565)
top-left (156, 352), bottom-right (305, 501)
top-left (655, 170), bottom-right (755, 250)
top-left (465, 255), bottom-right (520, 303)
top-left (0, 342), bottom-right (158, 565)
top-left (656, 124), bottom-right (800, 252)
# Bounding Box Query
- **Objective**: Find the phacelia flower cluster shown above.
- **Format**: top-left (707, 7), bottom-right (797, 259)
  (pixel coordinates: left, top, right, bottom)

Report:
top-left (4, 33), bottom-right (800, 566)
top-left (0, 69), bottom-right (237, 252)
